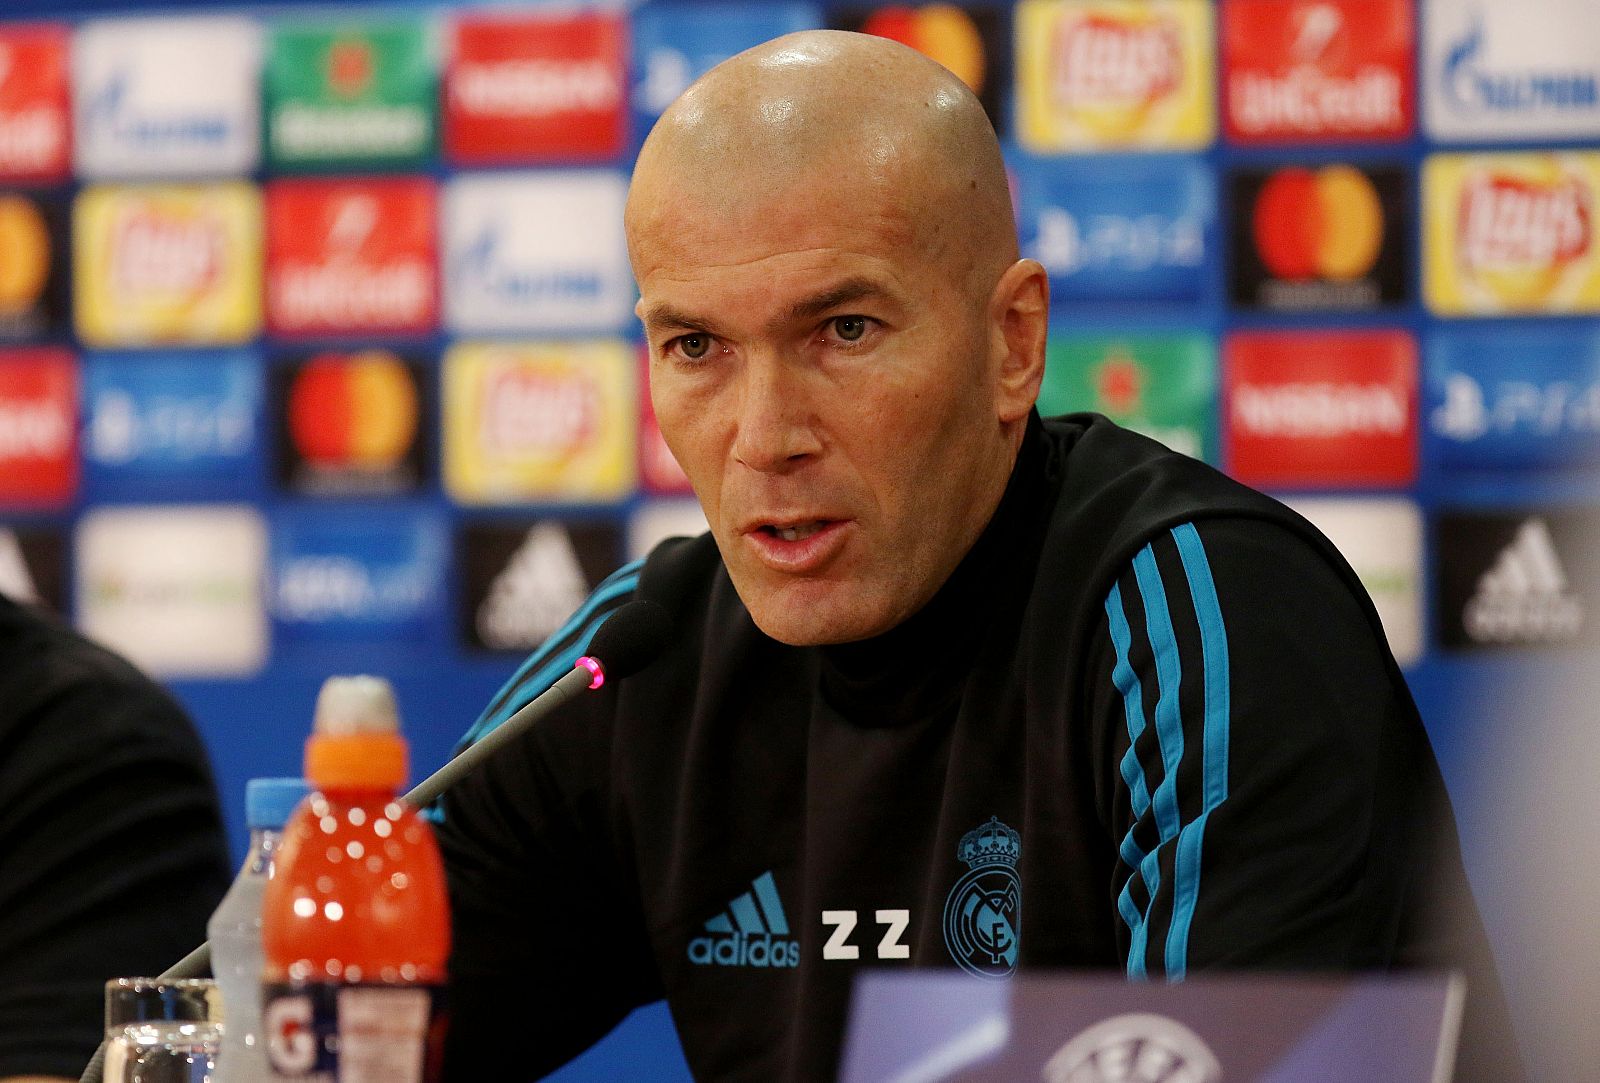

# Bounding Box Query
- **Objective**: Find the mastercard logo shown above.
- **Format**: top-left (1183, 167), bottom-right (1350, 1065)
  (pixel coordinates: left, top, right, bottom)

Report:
top-left (1252, 165), bottom-right (1383, 282)
top-left (287, 351), bottom-right (417, 470)
top-left (0, 196), bottom-right (50, 315)
top-left (860, 4), bottom-right (986, 93)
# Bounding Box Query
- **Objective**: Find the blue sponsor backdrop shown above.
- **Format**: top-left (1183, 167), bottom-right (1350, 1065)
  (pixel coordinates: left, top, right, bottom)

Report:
top-left (81, 350), bottom-right (263, 498)
top-left (1015, 154), bottom-right (1216, 309)
top-left (3, 1), bottom-right (1599, 1080)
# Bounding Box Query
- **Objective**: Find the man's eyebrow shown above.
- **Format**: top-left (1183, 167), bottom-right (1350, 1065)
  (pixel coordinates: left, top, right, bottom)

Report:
top-left (639, 302), bottom-right (717, 335)
top-left (784, 278), bottom-right (893, 324)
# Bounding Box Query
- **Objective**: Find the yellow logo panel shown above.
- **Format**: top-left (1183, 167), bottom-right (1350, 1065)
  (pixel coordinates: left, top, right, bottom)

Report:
top-left (444, 340), bottom-right (636, 505)
top-left (1424, 152), bottom-right (1600, 316)
top-left (1016, 0), bottom-right (1214, 152)
top-left (74, 183), bottom-right (262, 346)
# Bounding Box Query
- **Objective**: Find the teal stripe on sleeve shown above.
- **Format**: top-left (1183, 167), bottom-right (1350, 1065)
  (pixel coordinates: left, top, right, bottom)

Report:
top-left (1163, 524), bottom-right (1232, 979)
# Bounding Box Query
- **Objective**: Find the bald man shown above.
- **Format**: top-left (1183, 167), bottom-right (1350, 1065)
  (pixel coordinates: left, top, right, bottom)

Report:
top-left (438, 32), bottom-right (1520, 1081)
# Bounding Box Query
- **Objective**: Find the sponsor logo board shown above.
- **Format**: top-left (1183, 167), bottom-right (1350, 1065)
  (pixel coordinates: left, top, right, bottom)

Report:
top-left (1423, 0), bottom-right (1600, 142)
top-left (1428, 325), bottom-right (1600, 471)
top-left (264, 19), bottom-right (435, 167)
top-left (456, 518), bottom-right (623, 652)
top-left (446, 12), bottom-right (626, 163)
top-left (443, 340), bottom-right (634, 504)
top-left (0, 189), bottom-right (67, 341)
top-left (1016, 0), bottom-right (1214, 152)
top-left (74, 183), bottom-right (262, 347)
top-left (833, 4), bottom-right (1010, 134)
top-left (76, 504), bottom-right (267, 676)
top-left (266, 178), bottom-right (437, 337)
top-left (1224, 330), bottom-right (1417, 489)
top-left (74, 17), bottom-right (260, 178)
top-left (1229, 163), bottom-right (1407, 311)
top-left (271, 349), bottom-right (426, 497)
top-left (1039, 334), bottom-right (1215, 461)
top-left (1424, 152), bottom-right (1600, 316)
top-left (443, 171), bottom-right (630, 333)
top-left (1016, 155), bottom-right (1212, 306)
top-left (1222, 0), bottom-right (1412, 144)
top-left (0, 346), bottom-right (74, 507)
top-left (1284, 497), bottom-right (1424, 667)
top-left (0, 25), bottom-right (71, 182)
top-left (632, 3), bottom-right (820, 131)
top-left (83, 349), bottom-right (260, 495)
top-left (0, 522), bottom-right (65, 611)
top-left (270, 508), bottom-right (444, 643)
top-left (1435, 509), bottom-right (1600, 651)
top-left (629, 499), bottom-right (707, 561)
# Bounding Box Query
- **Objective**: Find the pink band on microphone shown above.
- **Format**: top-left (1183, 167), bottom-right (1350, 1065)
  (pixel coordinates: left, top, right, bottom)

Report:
top-left (575, 656), bottom-right (605, 690)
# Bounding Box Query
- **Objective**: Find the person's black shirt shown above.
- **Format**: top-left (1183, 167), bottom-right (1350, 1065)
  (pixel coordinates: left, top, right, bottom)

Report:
top-left (439, 414), bottom-right (1521, 1081)
top-left (0, 594), bottom-right (231, 1079)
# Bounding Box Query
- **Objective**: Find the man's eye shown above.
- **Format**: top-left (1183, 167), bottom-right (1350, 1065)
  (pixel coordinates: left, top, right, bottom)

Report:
top-left (676, 334), bottom-right (712, 359)
top-left (832, 316), bottom-right (867, 342)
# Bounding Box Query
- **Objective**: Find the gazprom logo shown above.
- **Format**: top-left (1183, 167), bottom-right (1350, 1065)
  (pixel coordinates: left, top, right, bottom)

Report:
top-left (452, 226), bottom-right (603, 304)
top-left (1443, 13), bottom-right (1599, 115)
top-left (83, 70), bottom-right (232, 150)
top-left (687, 871), bottom-right (800, 969)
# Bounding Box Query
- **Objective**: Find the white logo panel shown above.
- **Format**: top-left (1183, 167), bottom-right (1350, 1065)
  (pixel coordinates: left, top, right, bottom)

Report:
top-left (1423, 0), bottom-right (1600, 141)
top-left (76, 504), bottom-right (267, 677)
top-left (74, 18), bottom-right (261, 179)
top-left (1286, 497), bottom-right (1424, 667)
top-left (443, 171), bottom-right (630, 333)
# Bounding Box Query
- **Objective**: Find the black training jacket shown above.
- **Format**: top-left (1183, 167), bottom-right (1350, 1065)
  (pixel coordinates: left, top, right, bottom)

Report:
top-left (438, 413), bottom-right (1522, 1082)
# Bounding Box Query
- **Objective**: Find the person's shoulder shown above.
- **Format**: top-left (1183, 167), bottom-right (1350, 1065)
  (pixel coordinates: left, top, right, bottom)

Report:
top-left (0, 593), bottom-right (201, 755)
top-left (0, 593), bottom-right (177, 703)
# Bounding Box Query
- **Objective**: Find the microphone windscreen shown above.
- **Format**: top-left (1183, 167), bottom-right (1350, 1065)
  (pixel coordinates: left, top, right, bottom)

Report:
top-left (586, 599), bottom-right (673, 680)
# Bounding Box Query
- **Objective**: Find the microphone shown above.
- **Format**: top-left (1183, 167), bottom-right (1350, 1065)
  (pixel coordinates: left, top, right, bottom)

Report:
top-left (78, 598), bottom-right (673, 1083)
top-left (404, 599), bottom-right (672, 808)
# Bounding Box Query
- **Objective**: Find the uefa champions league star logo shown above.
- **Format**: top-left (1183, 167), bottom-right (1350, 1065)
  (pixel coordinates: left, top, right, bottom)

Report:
top-left (943, 815), bottom-right (1022, 979)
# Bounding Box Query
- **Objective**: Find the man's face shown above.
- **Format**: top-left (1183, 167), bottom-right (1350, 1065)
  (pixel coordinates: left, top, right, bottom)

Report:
top-left (633, 176), bottom-right (1013, 645)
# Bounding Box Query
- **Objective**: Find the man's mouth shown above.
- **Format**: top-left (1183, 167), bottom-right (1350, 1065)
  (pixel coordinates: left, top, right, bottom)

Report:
top-left (760, 521), bottom-right (830, 543)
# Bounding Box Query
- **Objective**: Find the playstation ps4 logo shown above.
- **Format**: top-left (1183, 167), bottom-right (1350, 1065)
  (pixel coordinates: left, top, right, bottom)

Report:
top-left (943, 816), bottom-right (1021, 980)
top-left (687, 871), bottom-right (800, 969)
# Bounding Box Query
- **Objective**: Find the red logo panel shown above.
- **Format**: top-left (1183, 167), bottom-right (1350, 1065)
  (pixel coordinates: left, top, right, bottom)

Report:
top-left (265, 178), bottom-right (437, 337)
top-left (1224, 330), bottom-right (1416, 489)
top-left (445, 12), bottom-right (626, 164)
top-left (0, 347), bottom-right (75, 506)
top-left (0, 24), bottom-right (70, 182)
top-left (1222, 0), bottom-right (1412, 144)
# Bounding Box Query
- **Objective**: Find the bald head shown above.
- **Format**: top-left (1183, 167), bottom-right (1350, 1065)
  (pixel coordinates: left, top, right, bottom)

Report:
top-left (627, 30), bottom-right (1017, 292)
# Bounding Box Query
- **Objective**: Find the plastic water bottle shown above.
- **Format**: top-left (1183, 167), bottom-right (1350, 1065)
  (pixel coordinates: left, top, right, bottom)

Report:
top-left (260, 677), bottom-right (450, 1082)
top-left (208, 778), bottom-right (308, 1083)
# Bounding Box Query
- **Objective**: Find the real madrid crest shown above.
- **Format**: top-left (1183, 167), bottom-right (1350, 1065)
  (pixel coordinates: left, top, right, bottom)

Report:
top-left (942, 815), bottom-right (1021, 979)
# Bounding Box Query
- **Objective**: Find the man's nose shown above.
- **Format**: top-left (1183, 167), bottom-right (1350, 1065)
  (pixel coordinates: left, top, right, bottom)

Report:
top-left (731, 355), bottom-right (820, 474)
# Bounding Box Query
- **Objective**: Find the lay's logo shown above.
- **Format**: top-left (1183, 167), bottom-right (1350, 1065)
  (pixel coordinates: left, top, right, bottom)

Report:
top-left (1458, 173), bottom-right (1591, 274)
top-left (75, 183), bottom-right (261, 346)
top-left (443, 340), bottom-right (634, 505)
top-left (1017, 0), bottom-right (1213, 152)
top-left (1425, 152), bottom-right (1600, 315)
top-left (111, 212), bottom-right (222, 298)
top-left (478, 367), bottom-right (600, 458)
top-left (1051, 13), bottom-right (1181, 110)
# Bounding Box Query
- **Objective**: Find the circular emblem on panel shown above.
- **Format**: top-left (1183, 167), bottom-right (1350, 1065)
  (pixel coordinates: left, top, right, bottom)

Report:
top-left (1041, 1013), bottom-right (1222, 1083)
top-left (942, 815), bottom-right (1021, 979)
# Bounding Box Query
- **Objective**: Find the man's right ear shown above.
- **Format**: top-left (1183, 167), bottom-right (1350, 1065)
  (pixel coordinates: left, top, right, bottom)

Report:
top-left (989, 258), bottom-right (1050, 424)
